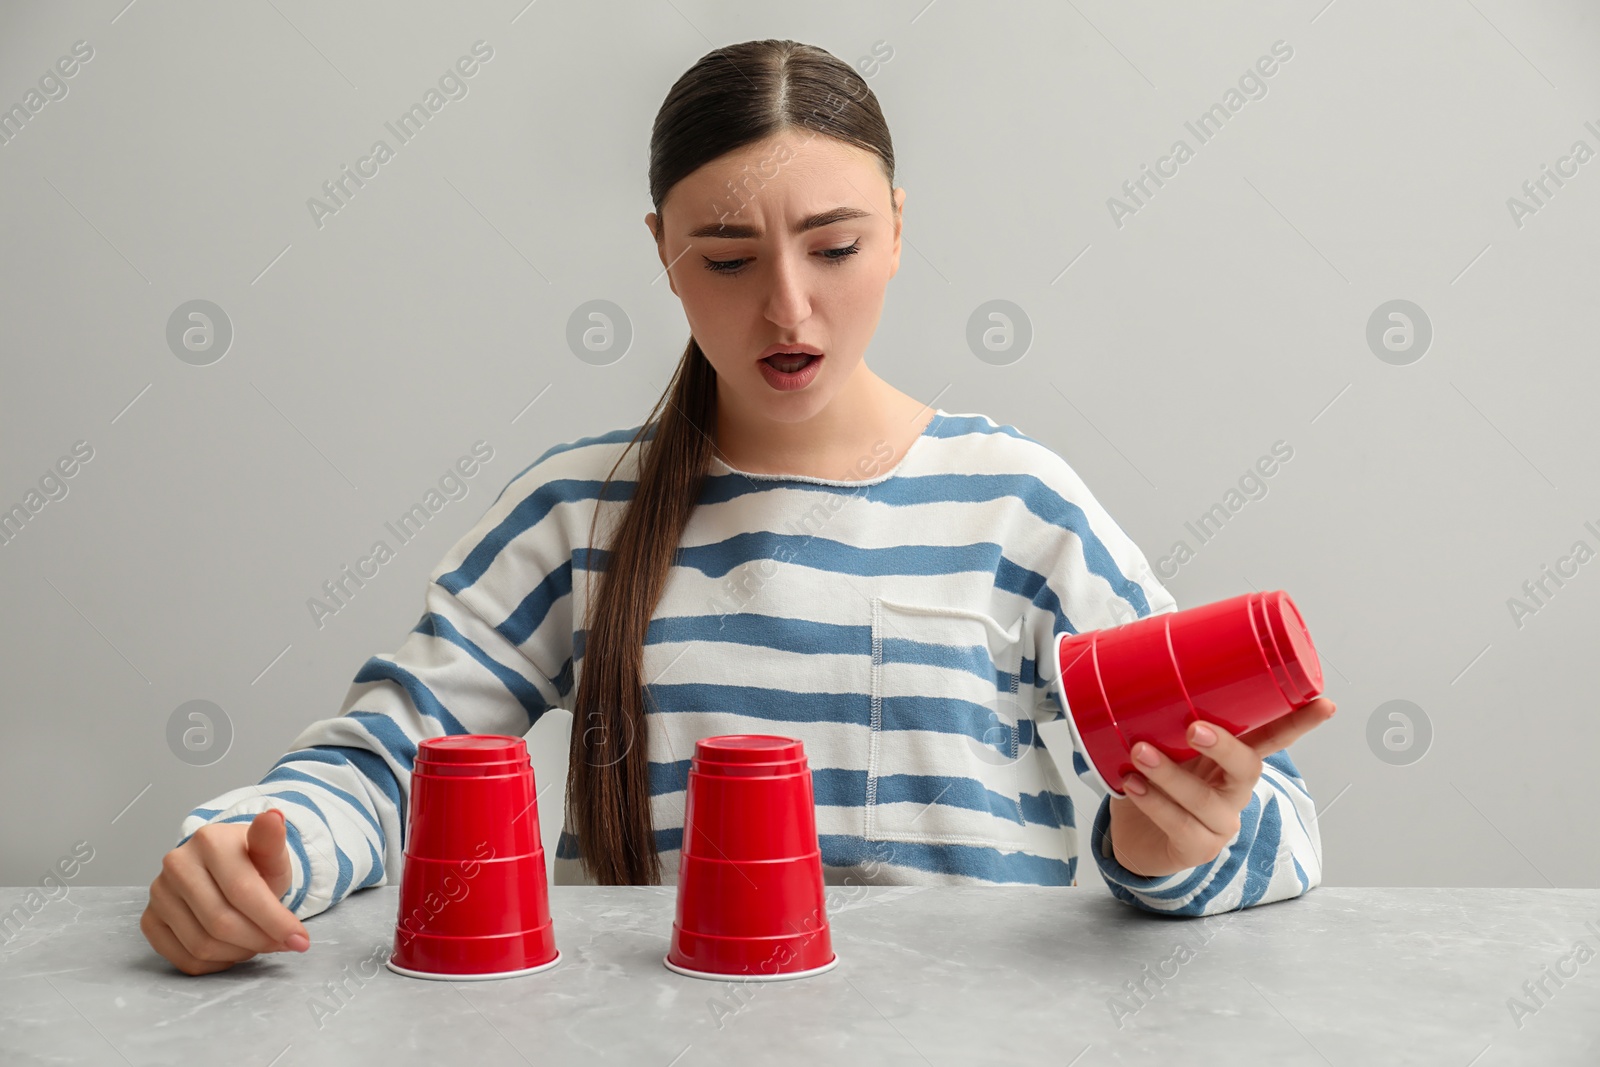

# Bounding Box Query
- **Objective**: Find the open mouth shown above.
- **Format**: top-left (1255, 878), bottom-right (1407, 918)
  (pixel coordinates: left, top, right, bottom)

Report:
top-left (756, 347), bottom-right (824, 390)
top-left (762, 353), bottom-right (818, 373)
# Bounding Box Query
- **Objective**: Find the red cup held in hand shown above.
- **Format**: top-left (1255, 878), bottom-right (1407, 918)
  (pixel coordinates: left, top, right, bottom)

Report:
top-left (386, 734), bottom-right (561, 980)
top-left (665, 735), bottom-right (839, 981)
top-left (1052, 590), bottom-right (1324, 797)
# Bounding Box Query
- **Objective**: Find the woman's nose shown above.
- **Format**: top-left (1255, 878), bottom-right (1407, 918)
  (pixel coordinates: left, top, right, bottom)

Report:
top-left (762, 251), bottom-right (812, 327)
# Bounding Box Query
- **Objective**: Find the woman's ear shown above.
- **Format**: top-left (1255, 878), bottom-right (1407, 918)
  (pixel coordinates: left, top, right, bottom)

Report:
top-left (645, 212), bottom-right (679, 296)
top-left (888, 187), bottom-right (905, 280)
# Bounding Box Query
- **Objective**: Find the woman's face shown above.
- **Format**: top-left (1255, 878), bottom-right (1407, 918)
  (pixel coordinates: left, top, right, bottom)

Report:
top-left (647, 131), bottom-right (905, 426)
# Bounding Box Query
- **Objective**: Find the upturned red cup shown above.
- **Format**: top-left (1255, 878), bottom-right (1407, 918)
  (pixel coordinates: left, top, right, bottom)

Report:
top-left (386, 735), bottom-right (561, 980)
top-left (1053, 591), bottom-right (1323, 796)
top-left (665, 735), bottom-right (838, 981)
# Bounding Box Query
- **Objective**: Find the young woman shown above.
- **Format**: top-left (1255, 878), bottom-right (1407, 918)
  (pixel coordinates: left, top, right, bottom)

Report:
top-left (141, 39), bottom-right (1336, 975)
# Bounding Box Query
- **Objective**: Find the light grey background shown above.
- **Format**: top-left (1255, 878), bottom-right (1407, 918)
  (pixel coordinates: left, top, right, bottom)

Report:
top-left (2, 0), bottom-right (1597, 897)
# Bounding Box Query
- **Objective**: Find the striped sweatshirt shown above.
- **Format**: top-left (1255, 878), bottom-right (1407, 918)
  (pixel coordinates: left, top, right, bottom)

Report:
top-left (179, 409), bottom-right (1324, 919)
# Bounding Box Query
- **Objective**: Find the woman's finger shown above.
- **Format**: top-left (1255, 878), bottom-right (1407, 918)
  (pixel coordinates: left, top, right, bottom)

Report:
top-left (1236, 698), bottom-right (1337, 758)
top-left (150, 875), bottom-right (257, 964)
top-left (162, 845), bottom-right (283, 955)
top-left (1117, 773), bottom-right (1216, 863)
top-left (207, 822), bottom-right (309, 951)
top-left (1128, 741), bottom-right (1241, 838)
top-left (140, 903), bottom-right (237, 976)
top-left (1183, 721), bottom-right (1263, 811)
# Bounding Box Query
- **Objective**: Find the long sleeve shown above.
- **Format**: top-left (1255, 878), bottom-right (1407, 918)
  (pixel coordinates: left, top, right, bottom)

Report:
top-left (176, 464), bottom-right (580, 920)
top-left (1024, 449), bottom-right (1323, 915)
top-left (1090, 749), bottom-right (1324, 915)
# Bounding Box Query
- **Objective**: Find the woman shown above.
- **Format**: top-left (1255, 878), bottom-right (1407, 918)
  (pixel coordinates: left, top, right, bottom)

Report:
top-left (142, 38), bottom-right (1336, 975)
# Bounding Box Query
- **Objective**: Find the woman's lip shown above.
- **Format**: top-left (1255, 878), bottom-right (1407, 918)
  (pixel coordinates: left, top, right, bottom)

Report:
top-left (757, 342), bottom-right (823, 361)
top-left (757, 352), bottom-right (823, 390)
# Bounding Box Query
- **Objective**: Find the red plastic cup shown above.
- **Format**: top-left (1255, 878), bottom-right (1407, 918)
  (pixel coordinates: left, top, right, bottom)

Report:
top-left (1052, 591), bottom-right (1323, 796)
top-left (386, 735), bottom-right (561, 980)
top-left (1055, 629), bottom-right (1134, 797)
top-left (1091, 613), bottom-right (1192, 764)
top-left (665, 735), bottom-right (838, 981)
top-left (1252, 590), bottom-right (1321, 706)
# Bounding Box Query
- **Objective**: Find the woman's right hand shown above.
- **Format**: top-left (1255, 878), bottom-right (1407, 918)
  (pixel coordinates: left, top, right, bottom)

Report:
top-left (141, 808), bottom-right (312, 975)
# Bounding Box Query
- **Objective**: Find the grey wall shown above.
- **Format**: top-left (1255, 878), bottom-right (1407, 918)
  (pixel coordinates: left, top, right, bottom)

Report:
top-left (3, 0), bottom-right (1597, 897)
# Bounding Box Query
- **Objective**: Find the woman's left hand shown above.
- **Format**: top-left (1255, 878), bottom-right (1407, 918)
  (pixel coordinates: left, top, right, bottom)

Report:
top-left (1106, 697), bottom-right (1338, 879)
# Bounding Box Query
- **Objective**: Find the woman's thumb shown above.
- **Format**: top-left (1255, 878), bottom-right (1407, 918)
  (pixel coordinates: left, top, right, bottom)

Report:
top-left (247, 808), bottom-right (294, 894)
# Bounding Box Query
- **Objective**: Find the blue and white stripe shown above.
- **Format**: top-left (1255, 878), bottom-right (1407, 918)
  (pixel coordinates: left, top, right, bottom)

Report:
top-left (178, 410), bottom-right (1323, 919)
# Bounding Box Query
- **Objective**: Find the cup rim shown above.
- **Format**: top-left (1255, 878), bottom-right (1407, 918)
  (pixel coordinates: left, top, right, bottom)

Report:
top-left (663, 950), bottom-right (838, 982)
top-left (386, 948), bottom-right (561, 981)
top-left (1051, 630), bottom-right (1127, 800)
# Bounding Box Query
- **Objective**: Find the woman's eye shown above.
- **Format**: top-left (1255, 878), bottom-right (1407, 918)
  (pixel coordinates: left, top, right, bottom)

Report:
top-left (822, 240), bottom-right (862, 263)
top-left (702, 240), bottom-right (862, 275)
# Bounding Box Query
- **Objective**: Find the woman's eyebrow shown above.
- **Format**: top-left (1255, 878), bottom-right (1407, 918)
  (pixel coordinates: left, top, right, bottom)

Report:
top-left (686, 206), bottom-right (871, 240)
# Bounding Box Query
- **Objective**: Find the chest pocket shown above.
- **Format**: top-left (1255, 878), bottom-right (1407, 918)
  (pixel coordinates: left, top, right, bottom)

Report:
top-left (866, 596), bottom-right (1069, 855)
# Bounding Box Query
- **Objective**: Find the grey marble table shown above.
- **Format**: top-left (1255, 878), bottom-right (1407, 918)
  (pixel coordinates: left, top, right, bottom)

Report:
top-left (2, 884), bottom-right (1597, 1065)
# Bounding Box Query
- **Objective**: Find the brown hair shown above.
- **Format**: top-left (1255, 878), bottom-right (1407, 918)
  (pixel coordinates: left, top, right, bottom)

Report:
top-left (563, 39), bottom-right (898, 884)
